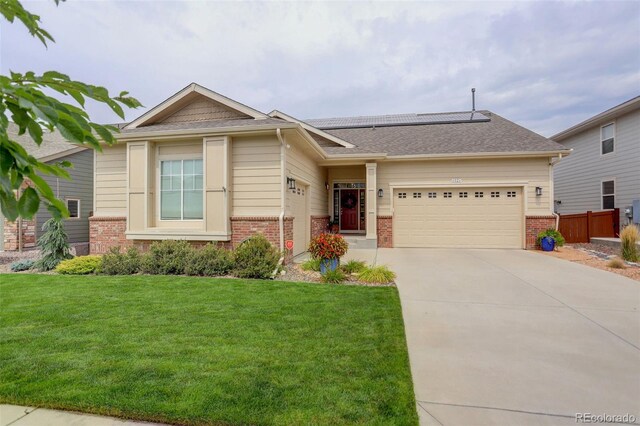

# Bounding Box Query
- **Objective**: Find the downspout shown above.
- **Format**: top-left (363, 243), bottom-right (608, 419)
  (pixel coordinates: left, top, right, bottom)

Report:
top-left (276, 128), bottom-right (286, 252)
top-left (550, 153), bottom-right (563, 230)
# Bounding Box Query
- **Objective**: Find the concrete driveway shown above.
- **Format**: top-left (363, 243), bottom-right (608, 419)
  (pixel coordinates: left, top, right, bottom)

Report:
top-left (377, 248), bottom-right (640, 425)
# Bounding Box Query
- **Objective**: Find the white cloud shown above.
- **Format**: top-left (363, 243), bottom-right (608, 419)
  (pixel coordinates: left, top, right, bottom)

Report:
top-left (1, 0), bottom-right (638, 136)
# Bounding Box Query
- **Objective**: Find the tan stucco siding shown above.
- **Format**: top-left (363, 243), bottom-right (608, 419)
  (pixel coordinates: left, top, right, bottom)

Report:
top-left (94, 144), bottom-right (127, 216)
top-left (231, 135), bottom-right (281, 216)
top-left (377, 157), bottom-right (552, 216)
top-left (285, 133), bottom-right (327, 217)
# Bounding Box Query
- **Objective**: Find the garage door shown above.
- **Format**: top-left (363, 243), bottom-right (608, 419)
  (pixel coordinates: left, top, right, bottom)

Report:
top-left (290, 185), bottom-right (309, 256)
top-left (394, 187), bottom-right (523, 248)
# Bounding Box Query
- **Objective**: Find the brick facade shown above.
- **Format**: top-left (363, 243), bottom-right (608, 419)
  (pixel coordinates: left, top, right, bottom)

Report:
top-left (525, 215), bottom-right (557, 249)
top-left (311, 215), bottom-right (330, 239)
top-left (3, 217), bottom-right (37, 251)
top-left (376, 216), bottom-right (393, 248)
top-left (89, 216), bottom-right (295, 263)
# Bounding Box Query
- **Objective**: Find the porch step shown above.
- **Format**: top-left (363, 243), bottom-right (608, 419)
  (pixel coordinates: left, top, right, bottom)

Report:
top-left (343, 236), bottom-right (377, 250)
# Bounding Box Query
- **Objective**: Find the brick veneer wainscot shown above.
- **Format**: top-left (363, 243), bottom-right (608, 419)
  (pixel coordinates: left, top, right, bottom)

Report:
top-left (311, 215), bottom-right (330, 239)
top-left (89, 216), bottom-right (129, 254)
top-left (377, 216), bottom-right (393, 248)
top-left (3, 217), bottom-right (36, 251)
top-left (525, 215), bottom-right (556, 249)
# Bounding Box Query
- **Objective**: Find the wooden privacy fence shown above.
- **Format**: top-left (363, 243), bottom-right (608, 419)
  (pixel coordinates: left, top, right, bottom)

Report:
top-left (558, 208), bottom-right (619, 243)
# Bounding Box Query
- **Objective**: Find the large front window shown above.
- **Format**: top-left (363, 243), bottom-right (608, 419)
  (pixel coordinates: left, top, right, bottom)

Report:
top-left (160, 159), bottom-right (203, 220)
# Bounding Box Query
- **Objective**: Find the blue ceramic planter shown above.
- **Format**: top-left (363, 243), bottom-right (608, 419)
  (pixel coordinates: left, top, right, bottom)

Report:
top-left (320, 258), bottom-right (339, 274)
top-left (541, 236), bottom-right (555, 252)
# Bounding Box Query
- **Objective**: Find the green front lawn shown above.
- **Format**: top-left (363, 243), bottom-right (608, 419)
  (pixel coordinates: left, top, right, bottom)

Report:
top-left (0, 275), bottom-right (417, 425)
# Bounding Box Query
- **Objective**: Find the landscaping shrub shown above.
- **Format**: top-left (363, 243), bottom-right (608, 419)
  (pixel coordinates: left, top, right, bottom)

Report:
top-left (536, 228), bottom-right (565, 248)
top-left (341, 260), bottom-right (366, 274)
top-left (185, 244), bottom-right (234, 276)
top-left (606, 257), bottom-right (626, 269)
top-left (234, 234), bottom-right (281, 279)
top-left (55, 255), bottom-right (102, 275)
top-left (10, 259), bottom-right (35, 272)
top-left (141, 240), bottom-right (193, 275)
top-left (620, 224), bottom-right (639, 262)
top-left (35, 218), bottom-right (72, 271)
top-left (101, 246), bottom-right (141, 275)
top-left (308, 233), bottom-right (348, 260)
top-left (358, 265), bottom-right (396, 284)
top-left (300, 257), bottom-right (321, 272)
top-left (321, 268), bottom-right (346, 284)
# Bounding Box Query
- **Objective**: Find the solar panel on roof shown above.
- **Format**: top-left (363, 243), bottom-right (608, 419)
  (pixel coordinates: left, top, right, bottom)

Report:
top-left (305, 111), bottom-right (490, 130)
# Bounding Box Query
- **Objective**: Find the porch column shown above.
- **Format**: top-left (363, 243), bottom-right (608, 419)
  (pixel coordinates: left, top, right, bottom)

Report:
top-left (366, 162), bottom-right (377, 240)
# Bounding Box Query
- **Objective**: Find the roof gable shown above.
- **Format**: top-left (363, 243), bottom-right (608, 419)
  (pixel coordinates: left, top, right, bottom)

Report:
top-left (125, 83), bottom-right (268, 129)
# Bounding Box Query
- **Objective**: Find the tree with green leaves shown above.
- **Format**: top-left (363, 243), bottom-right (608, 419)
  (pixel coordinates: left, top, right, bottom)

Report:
top-left (0, 0), bottom-right (141, 222)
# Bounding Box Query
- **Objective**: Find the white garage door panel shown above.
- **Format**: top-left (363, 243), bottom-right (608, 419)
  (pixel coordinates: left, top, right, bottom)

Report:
top-left (394, 187), bottom-right (523, 248)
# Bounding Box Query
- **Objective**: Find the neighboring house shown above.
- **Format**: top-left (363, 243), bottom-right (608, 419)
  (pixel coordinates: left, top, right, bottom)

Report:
top-left (552, 96), bottom-right (640, 227)
top-left (90, 83), bottom-right (569, 260)
top-left (1, 123), bottom-right (93, 252)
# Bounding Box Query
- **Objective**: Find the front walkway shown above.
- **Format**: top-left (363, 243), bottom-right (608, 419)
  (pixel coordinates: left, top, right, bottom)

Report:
top-left (378, 248), bottom-right (640, 425)
top-left (0, 405), bottom-right (167, 426)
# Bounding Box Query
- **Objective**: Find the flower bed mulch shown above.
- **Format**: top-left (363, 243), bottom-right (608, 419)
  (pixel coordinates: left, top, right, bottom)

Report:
top-left (540, 245), bottom-right (640, 281)
top-left (276, 264), bottom-right (395, 287)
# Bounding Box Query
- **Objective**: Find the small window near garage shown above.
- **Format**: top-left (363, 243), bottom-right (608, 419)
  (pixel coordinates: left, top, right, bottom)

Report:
top-left (413, 192), bottom-right (422, 199)
top-left (459, 192), bottom-right (468, 198)
top-left (474, 191), bottom-right (484, 198)
top-left (428, 192), bottom-right (437, 198)
top-left (66, 199), bottom-right (80, 219)
top-left (491, 191), bottom-right (500, 198)
top-left (443, 192), bottom-right (452, 198)
top-left (507, 191), bottom-right (517, 198)
top-left (398, 192), bottom-right (407, 199)
top-left (601, 123), bottom-right (614, 155)
top-left (602, 180), bottom-right (615, 210)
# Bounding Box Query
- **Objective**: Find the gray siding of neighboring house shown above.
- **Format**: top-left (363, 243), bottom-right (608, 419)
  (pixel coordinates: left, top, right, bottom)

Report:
top-left (36, 149), bottom-right (94, 243)
top-left (553, 108), bottom-right (640, 227)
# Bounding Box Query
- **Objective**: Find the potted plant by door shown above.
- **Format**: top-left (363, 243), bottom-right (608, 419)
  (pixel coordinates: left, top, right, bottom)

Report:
top-left (308, 233), bottom-right (349, 274)
top-left (536, 228), bottom-right (565, 252)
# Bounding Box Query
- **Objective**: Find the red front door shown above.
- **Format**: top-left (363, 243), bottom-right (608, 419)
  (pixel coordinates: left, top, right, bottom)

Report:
top-left (340, 189), bottom-right (359, 231)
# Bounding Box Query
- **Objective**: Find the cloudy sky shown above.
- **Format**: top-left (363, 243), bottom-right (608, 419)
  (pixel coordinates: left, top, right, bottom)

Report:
top-left (1, 0), bottom-right (639, 137)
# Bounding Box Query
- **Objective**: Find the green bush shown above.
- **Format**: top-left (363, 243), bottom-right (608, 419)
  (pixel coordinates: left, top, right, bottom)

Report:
top-left (620, 225), bottom-right (639, 262)
top-left (55, 255), bottom-right (102, 275)
top-left (35, 218), bottom-right (72, 271)
top-left (358, 265), bottom-right (396, 284)
top-left (341, 260), bottom-right (366, 274)
top-left (234, 234), bottom-right (281, 279)
top-left (321, 268), bottom-right (346, 284)
top-left (536, 228), bottom-right (565, 248)
top-left (10, 259), bottom-right (35, 272)
top-left (101, 246), bottom-right (141, 275)
top-left (141, 240), bottom-right (193, 275)
top-left (300, 257), bottom-right (321, 272)
top-left (185, 244), bottom-right (234, 276)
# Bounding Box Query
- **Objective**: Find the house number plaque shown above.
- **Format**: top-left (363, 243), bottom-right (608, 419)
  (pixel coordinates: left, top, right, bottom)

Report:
top-left (451, 178), bottom-right (463, 184)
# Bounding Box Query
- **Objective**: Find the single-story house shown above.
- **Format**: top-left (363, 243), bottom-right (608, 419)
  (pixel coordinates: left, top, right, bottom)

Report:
top-left (2, 123), bottom-right (94, 252)
top-left (552, 96), bottom-right (640, 227)
top-left (90, 83), bottom-right (570, 260)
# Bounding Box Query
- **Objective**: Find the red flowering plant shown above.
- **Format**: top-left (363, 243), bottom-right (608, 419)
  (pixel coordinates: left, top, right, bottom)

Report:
top-left (308, 233), bottom-right (349, 260)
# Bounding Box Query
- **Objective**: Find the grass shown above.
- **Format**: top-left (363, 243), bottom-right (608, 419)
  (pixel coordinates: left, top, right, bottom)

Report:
top-left (620, 224), bottom-right (639, 262)
top-left (0, 274), bottom-right (417, 425)
top-left (606, 257), bottom-right (626, 269)
top-left (300, 257), bottom-right (321, 272)
top-left (358, 265), bottom-right (397, 284)
top-left (341, 260), bottom-right (367, 274)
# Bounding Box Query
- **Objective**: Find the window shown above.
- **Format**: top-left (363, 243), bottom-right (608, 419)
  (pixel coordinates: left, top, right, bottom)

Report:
top-left (602, 180), bottom-right (615, 210)
top-left (474, 191), bottom-right (484, 198)
top-left (601, 123), bottom-right (614, 155)
top-left (459, 192), bottom-right (468, 198)
top-left (443, 192), bottom-right (452, 198)
top-left (398, 192), bottom-right (407, 199)
top-left (160, 159), bottom-right (203, 220)
top-left (428, 192), bottom-right (437, 198)
top-left (491, 191), bottom-right (500, 198)
top-left (507, 191), bottom-right (517, 198)
top-left (66, 199), bottom-right (80, 218)
top-left (413, 192), bottom-right (422, 198)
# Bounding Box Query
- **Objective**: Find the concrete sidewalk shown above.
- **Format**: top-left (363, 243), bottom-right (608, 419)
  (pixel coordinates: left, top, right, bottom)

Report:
top-left (0, 405), bottom-right (167, 426)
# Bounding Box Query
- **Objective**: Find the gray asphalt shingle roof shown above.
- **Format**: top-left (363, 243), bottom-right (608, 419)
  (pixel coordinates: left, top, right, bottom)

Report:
top-left (120, 117), bottom-right (288, 133)
top-left (306, 111), bottom-right (490, 129)
top-left (7, 122), bottom-right (84, 160)
top-left (314, 111), bottom-right (567, 156)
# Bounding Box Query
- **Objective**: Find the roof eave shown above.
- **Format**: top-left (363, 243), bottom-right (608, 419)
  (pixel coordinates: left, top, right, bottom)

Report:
top-left (113, 123), bottom-right (299, 141)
